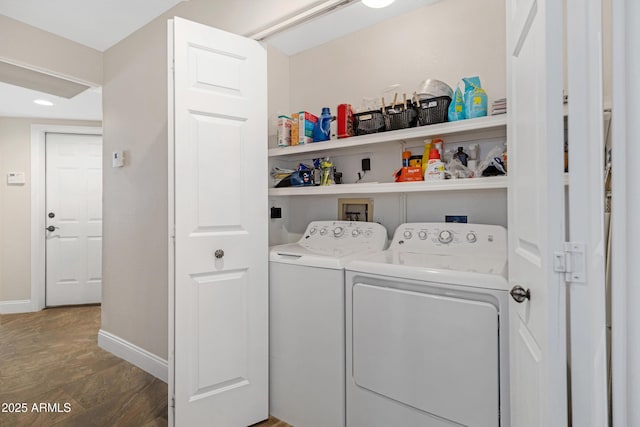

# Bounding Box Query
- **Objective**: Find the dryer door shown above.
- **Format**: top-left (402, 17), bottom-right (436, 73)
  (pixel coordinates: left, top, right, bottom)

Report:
top-left (351, 282), bottom-right (500, 427)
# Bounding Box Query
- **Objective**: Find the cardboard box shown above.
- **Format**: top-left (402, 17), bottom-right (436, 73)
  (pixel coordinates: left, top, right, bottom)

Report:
top-left (291, 112), bottom-right (299, 146)
top-left (395, 166), bottom-right (424, 182)
top-left (298, 111), bottom-right (318, 144)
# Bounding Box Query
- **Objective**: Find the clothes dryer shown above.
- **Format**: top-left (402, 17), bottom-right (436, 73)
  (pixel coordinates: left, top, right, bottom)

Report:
top-left (269, 220), bottom-right (387, 427)
top-left (345, 222), bottom-right (510, 427)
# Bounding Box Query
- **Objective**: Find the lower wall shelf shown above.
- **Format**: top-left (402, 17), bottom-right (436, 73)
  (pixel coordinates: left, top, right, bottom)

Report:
top-left (268, 176), bottom-right (508, 196)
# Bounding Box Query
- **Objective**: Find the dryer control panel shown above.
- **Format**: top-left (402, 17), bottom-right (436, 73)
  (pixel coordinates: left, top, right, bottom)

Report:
top-left (299, 220), bottom-right (388, 254)
top-left (391, 222), bottom-right (507, 257)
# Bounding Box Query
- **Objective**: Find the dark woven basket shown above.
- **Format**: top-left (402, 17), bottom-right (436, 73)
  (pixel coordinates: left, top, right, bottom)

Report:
top-left (417, 96), bottom-right (451, 126)
top-left (384, 108), bottom-right (418, 131)
top-left (354, 110), bottom-right (386, 135)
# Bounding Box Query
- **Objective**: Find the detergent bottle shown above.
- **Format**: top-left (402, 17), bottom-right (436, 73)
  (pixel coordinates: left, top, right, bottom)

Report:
top-left (313, 107), bottom-right (332, 142)
top-left (421, 139), bottom-right (432, 178)
top-left (425, 148), bottom-right (446, 180)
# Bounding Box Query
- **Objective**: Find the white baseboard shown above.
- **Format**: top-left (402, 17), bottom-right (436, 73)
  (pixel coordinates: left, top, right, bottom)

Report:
top-left (0, 300), bottom-right (34, 314)
top-left (98, 329), bottom-right (168, 383)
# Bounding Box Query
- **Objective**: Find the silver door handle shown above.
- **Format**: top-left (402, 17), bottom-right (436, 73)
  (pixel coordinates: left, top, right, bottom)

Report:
top-left (510, 285), bottom-right (531, 303)
top-left (46, 225), bottom-right (60, 232)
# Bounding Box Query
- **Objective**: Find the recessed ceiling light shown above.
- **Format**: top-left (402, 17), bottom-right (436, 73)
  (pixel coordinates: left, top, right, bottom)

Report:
top-left (34, 99), bottom-right (54, 106)
top-left (362, 0), bottom-right (395, 8)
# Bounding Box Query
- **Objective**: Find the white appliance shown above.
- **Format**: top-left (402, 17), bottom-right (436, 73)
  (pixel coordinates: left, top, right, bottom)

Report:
top-left (269, 220), bottom-right (388, 427)
top-left (345, 222), bottom-right (510, 427)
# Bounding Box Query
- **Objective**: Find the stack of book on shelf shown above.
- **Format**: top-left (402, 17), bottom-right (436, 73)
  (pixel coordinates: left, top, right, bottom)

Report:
top-left (491, 98), bottom-right (507, 115)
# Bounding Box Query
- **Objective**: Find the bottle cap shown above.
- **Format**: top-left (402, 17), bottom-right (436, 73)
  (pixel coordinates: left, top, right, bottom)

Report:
top-left (402, 151), bottom-right (411, 159)
top-left (429, 148), bottom-right (441, 160)
top-left (322, 107), bottom-right (331, 114)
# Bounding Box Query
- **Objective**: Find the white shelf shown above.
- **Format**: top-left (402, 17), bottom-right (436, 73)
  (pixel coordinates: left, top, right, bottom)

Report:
top-left (268, 115), bottom-right (507, 159)
top-left (269, 176), bottom-right (508, 196)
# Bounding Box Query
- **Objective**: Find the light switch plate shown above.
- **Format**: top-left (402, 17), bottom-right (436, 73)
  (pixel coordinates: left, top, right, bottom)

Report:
top-left (112, 151), bottom-right (124, 168)
top-left (7, 172), bottom-right (26, 185)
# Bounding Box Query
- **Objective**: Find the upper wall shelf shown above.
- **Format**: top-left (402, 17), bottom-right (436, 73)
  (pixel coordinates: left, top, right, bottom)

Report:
top-left (268, 175), bottom-right (508, 196)
top-left (268, 115), bottom-right (507, 159)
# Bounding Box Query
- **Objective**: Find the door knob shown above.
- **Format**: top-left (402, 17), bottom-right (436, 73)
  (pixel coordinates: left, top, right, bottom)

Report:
top-left (214, 249), bottom-right (224, 259)
top-left (46, 225), bottom-right (59, 232)
top-left (510, 285), bottom-right (531, 303)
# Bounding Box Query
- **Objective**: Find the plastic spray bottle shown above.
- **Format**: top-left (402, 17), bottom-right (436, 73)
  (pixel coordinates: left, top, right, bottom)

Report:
top-left (425, 148), bottom-right (446, 180)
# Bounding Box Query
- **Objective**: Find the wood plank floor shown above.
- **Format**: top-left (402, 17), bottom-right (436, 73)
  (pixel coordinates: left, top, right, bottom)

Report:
top-left (0, 306), bottom-right (290, 427)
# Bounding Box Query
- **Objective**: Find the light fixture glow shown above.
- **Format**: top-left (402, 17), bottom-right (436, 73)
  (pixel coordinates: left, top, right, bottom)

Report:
top-left (362, 0), bottom-right (395, 8)
top-left (34, 99), bottom-right (54, 106)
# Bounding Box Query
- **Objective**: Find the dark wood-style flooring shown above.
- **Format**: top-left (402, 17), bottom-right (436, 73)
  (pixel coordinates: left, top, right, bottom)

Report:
top-left (0, 306), bottom-right (290, 427)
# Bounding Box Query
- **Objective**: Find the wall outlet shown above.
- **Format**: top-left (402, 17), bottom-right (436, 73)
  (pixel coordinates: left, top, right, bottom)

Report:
top-left (270, 207), bottom-right (282, 219)
top-left (361, 158), bottom-right (371, 171)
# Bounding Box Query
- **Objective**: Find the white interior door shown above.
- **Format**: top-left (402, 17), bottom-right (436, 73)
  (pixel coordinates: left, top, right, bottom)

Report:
top-left (168, 17), bottom-right (268, 427)
top-left (45, 133), bottom-right (102, 306)
top-left (507, 0), bottom-right (567, 425)
top-left (565, 0), bottom-right (608, 424)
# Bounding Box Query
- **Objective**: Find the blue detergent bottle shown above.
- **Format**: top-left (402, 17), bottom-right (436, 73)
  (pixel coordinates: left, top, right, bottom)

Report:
top-left (314, 107), bottom-right (332, 142)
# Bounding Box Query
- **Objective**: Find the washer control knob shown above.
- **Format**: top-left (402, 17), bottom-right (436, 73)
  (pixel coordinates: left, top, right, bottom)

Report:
top-left (418, 231), bottom-right (428, 240)
top-left (466, 232), bottom-right (477, 243)
top-left (309, 227), bottom-right (317, 235)
top-left (333, 226), bottom-right (344, 237)
top-left (319, 227), bottom-right (328, 236)
top-left (438, 230), bottom-right (453, 244)
top-left (403, 230), bottom-right (413, 240)
top-left (352, 229), bottom-right (360, 237)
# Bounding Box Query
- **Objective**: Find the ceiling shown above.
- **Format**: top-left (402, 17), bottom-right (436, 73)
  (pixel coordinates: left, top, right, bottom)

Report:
top-left (0, 0), bottom-right (186, 120)
top-left (0, 0), bottom-right (437, 121)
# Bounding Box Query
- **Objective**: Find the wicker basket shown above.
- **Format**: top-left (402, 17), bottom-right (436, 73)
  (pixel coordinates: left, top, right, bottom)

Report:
top-left (417, 96), bottom-right (451, 126)
top-left (354, 110), bottom-right (386, 135)
top-left (385, 108), bottom-right (417, 131)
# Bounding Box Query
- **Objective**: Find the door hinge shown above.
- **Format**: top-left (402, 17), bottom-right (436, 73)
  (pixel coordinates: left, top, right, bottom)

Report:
top-left (171, 396), bottom-right (175, 408)
top-left (554, 242), bottom-right (586, 283)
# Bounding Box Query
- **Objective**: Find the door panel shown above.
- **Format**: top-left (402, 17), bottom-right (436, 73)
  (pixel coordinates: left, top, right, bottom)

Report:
top-left (507, 0), bottom-right (567, 425)
top-left (45, 133), bottom-right (102, 306)
top-left (169, 17), bottom-right (268, 427)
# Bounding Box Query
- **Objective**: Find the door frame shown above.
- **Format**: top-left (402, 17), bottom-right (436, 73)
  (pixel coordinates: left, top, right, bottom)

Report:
top-left (30, 125), bottom-right (103, 311)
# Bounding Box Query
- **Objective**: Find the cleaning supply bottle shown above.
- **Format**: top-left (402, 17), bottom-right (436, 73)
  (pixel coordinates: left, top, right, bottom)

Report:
top-left (421, 139), bottom-right (432, 177)
top-left (314, 107), bottom-right (332, 142)
top-left (425, 148), bottom-right (446, 180)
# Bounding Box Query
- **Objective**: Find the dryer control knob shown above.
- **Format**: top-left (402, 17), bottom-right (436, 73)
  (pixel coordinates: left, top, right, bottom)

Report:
top-left (309, 227), bottom-right (317, 235)
top-left (438, 230), bottom-right (453, 244)
top-left (333, 226), bottom-right (344, 237)
top-left (320, 227), bottom-right (328, 236)
top-left (418, 231), bottom-right (428, 240)
top-left (352, 229), bottom-right (360, 237)
top-left (466, 232), bottom-right (477, 243)
top-left (403, 230), bottom-right (413, 239)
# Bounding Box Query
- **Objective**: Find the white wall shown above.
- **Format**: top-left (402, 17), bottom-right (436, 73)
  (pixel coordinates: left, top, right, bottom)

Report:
top-left (0, 117), bottom-right (101, 305)
top-left (269, 0), bottom-right (507, 242)
top-left (0, 15), bottom-right (102, 85)
top-left (289, 0), bottom-right (506, 115)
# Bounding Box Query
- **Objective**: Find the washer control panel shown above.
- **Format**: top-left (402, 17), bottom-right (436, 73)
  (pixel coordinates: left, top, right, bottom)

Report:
top-left (391, 222), bottom-right (507, 256)
top-left (300, 221), bottom-right (388, 253)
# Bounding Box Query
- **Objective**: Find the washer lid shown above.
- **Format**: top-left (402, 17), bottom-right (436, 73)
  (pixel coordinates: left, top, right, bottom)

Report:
top-left (346, 250), bottom-right (509, 291)
top-left (270, 243), bottom-right (383, 269)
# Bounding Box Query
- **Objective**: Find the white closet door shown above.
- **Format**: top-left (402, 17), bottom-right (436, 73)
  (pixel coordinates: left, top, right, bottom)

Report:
top-left (506, 0), bottom-right (568, 425)
top-left (168, 17), bottom-right (268, 427)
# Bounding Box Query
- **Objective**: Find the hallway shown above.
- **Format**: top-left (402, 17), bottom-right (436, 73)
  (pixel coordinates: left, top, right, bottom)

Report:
top-left (0, 306), bottom-right (167, 426)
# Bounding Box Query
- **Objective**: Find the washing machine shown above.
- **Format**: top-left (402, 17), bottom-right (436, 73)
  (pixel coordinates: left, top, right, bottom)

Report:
top-left (269, 220), bottom-right (388, 427)
top-left (345, 222), bottom-right (510, 427)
